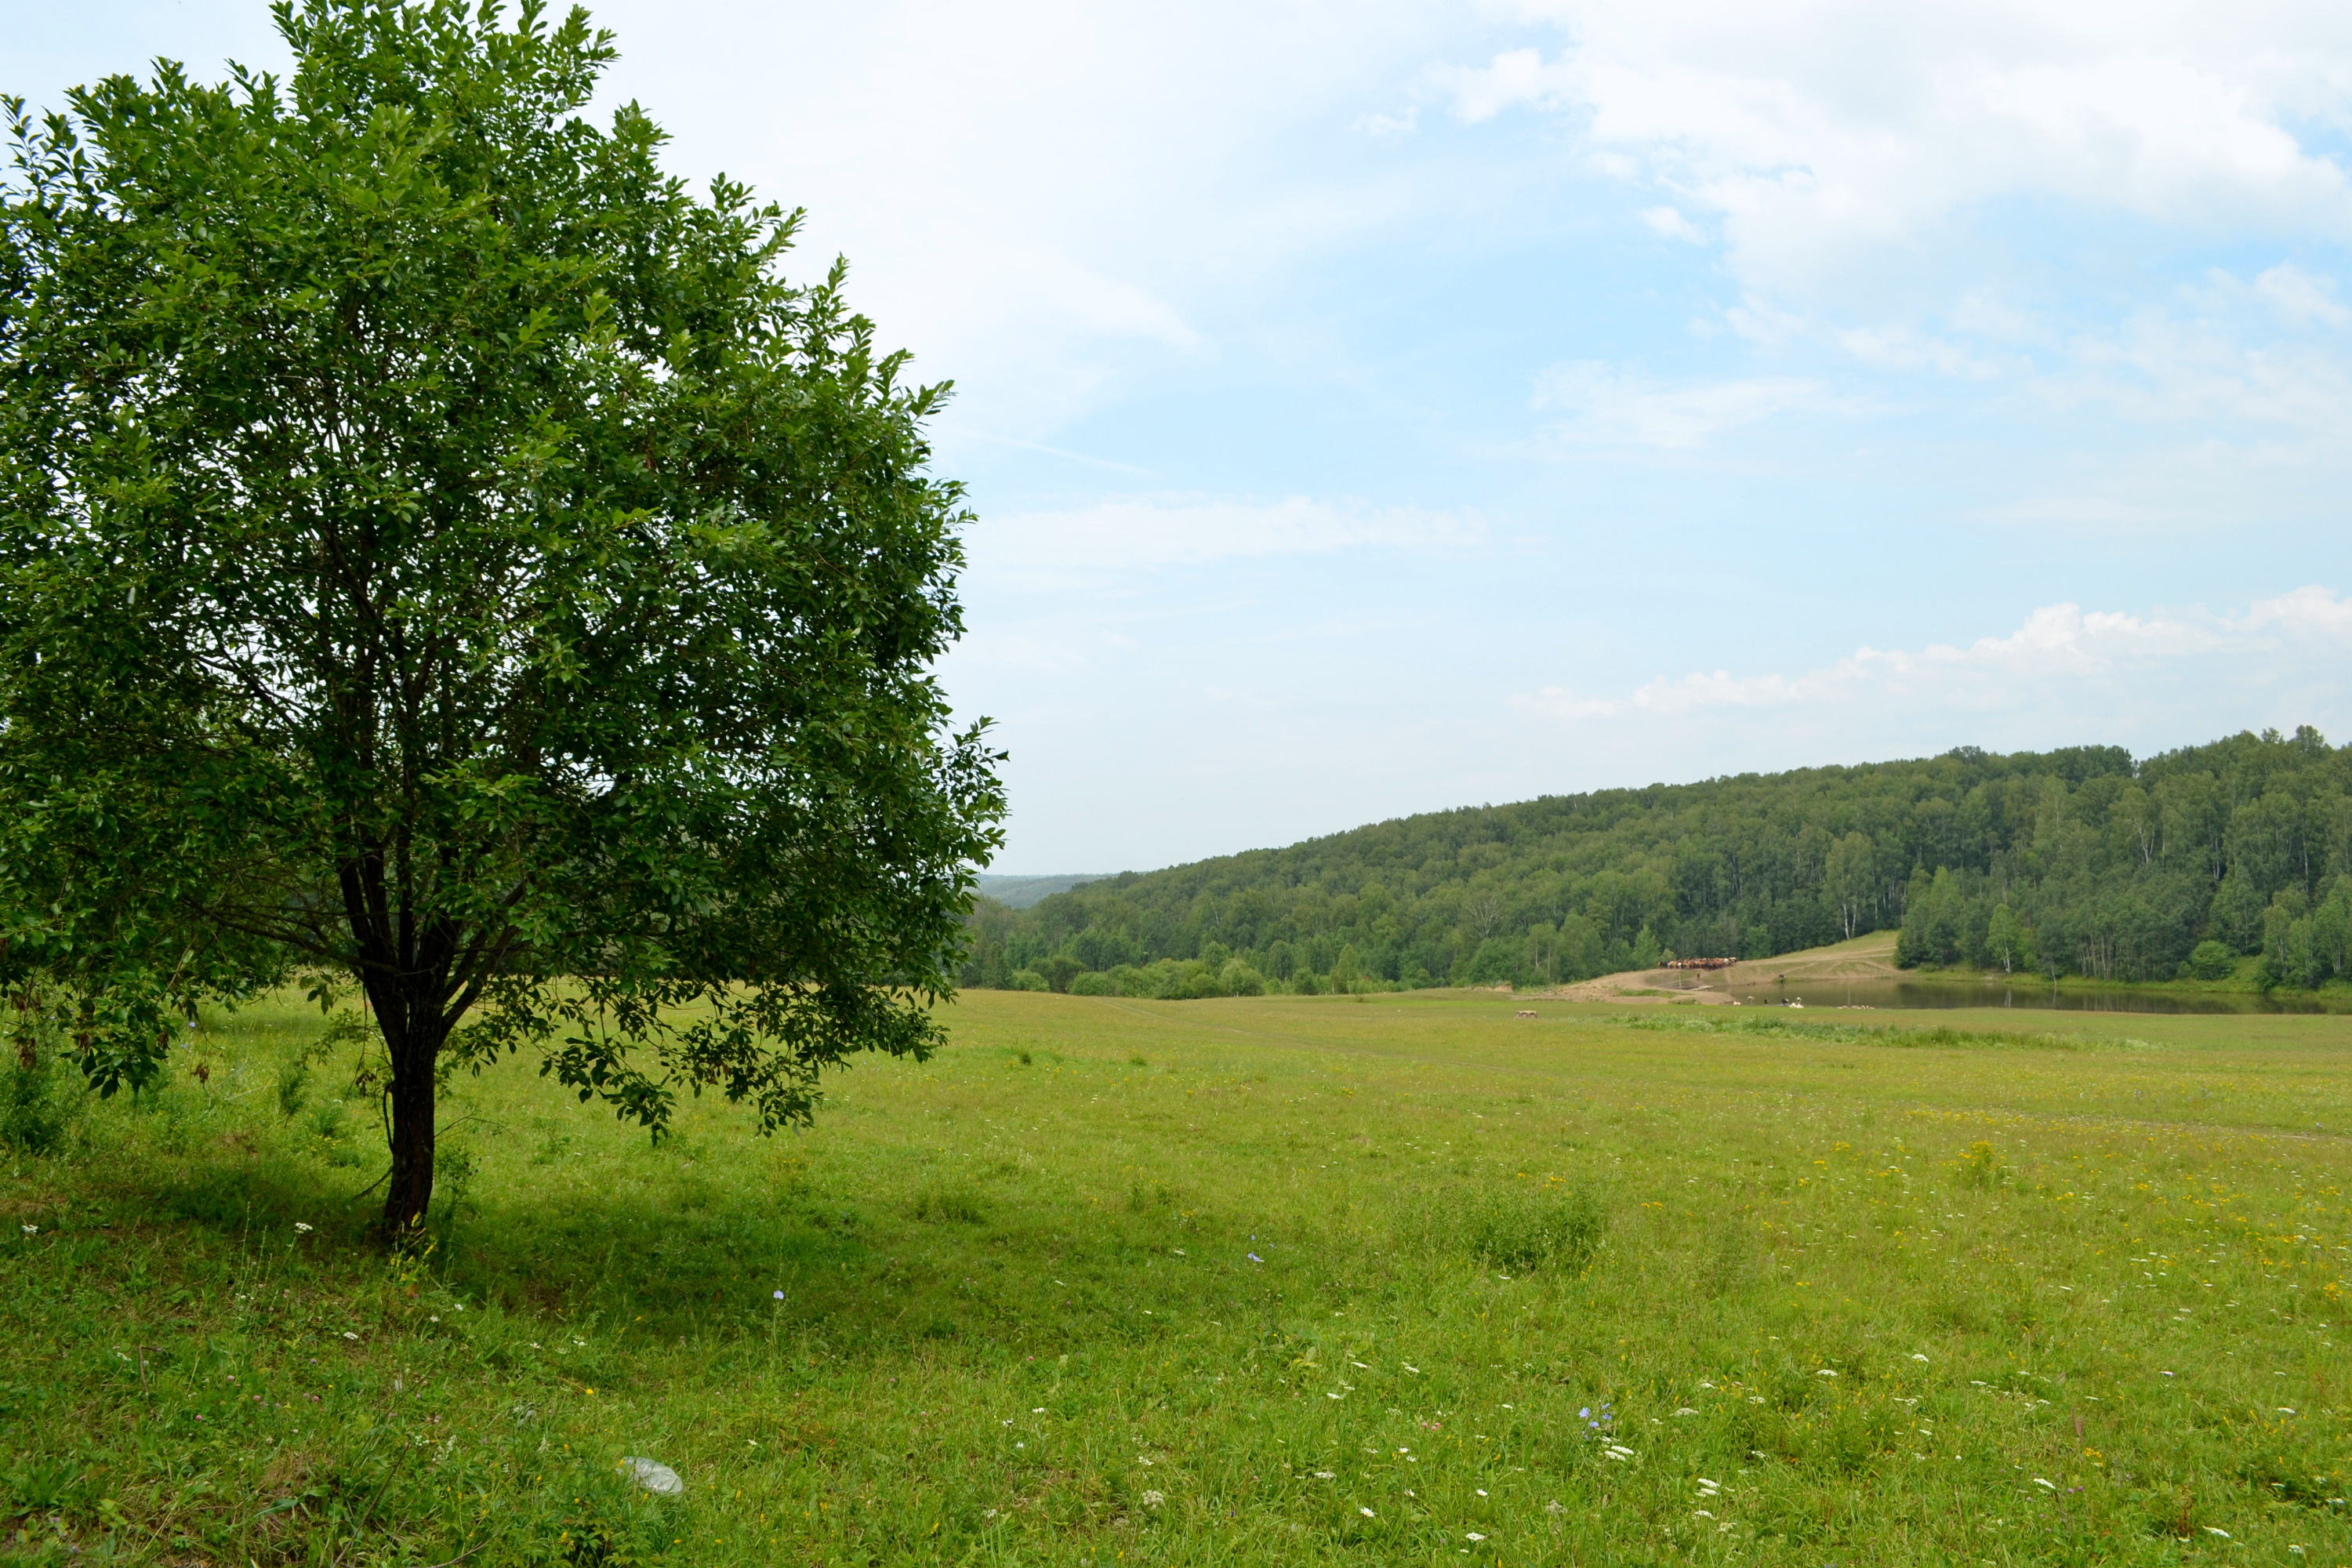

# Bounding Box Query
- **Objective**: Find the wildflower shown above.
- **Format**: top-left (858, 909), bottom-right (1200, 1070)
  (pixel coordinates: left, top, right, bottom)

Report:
top-left (1545, 1501), bottom-right (1565, 1516)
top-left (1313, 1471), bottom-right (1335, 1479)
top-left (1911, 1353), bottom-right (1929, 1362)
top-left (341, 1331), bottom-right (358, 1341)
top-left (1815, 1369), bottom-right (1838, 1377)
top-left (1466, 1532), bottom-right (1486, 1541)
top-left (1248, 1254), bottom-right (1263, 1264)
top-left (1360, 1508), bottom-right (1374, 1517)
top-left (1673, 1407), bottom-right (1699, 1417)
top-left (2033, 1479), bottom-right (2055, 1490)
top-left (1693, 1510), bottom-right (1714, 1519)
top-left (2206, 1527), bottom-right (2230, 1538)
top-left (294, 1222), bottom-right (314, 1234)
top-left (773, 1290), bottom-right (785, 1301)
top-left (1142, 1490), bottom-right (1165, 1508)
top-left (2278, 1407), bottom-right (2297, 1415)
top-left (1403, 1363), bottom-right (1421, 1374)
top-left (18, 1225), bottom-right (34, 1236)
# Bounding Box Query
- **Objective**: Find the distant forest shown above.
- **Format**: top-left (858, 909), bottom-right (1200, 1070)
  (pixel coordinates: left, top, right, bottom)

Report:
top-left (961, 728), bottom-right (2352, 999)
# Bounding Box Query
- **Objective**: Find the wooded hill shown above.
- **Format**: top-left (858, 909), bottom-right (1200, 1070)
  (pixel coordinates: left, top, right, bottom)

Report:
top-left (962, 728), bottom-right (2352, 998)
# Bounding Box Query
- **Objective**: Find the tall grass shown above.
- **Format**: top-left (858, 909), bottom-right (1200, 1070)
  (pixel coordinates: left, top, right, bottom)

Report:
top-left (2, 988), bottom-right (2348, 1564)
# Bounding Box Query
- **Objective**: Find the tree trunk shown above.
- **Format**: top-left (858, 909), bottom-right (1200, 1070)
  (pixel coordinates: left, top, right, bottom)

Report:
top-left (379, 1002), bottom-right (449, 1240)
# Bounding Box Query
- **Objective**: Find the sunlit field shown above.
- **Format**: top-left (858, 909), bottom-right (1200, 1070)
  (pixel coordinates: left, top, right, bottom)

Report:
top-left (4, 988), bottom-right (2349, 1565)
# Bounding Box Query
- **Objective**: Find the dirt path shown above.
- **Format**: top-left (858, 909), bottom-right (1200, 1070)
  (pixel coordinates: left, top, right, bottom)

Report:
top-left (1539, 930), bottom-right (1902, 1004)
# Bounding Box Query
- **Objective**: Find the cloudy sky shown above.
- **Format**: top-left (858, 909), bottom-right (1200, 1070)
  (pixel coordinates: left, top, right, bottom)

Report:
top-left (18, 0), bottom-right (2352, 872)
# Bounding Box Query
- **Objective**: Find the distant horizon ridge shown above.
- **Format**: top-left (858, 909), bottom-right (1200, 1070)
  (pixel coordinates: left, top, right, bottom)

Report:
top-left (963, 726), bottom-right (2352, 999)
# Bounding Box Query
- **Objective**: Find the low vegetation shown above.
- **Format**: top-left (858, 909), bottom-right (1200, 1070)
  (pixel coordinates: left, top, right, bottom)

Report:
top-left (5, 989), bottom-right (2349, 1563)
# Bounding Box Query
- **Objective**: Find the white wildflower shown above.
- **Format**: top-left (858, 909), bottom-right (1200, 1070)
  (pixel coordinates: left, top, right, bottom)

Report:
top-left (1359, 1507), bottom-right (1374, 1517)
top-left (1466, 1531), bottom-right (1486, 1541)
top-left (1141, 1490), bottom-right (1164, 1508)
top-left (294, 1222), bottom-right (314, 1233)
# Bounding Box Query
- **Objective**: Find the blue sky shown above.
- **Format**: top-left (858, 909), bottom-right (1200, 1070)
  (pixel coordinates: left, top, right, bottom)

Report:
top-left (16, 0), bottom-right (2352, 872)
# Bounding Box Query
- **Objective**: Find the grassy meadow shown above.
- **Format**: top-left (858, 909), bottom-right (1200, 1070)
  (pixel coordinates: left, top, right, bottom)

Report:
top-left (3, 988), bottom-right (2350, 1565)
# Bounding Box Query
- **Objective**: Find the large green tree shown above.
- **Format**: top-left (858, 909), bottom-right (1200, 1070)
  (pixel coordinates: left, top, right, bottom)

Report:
top-left (0, 0), bottom-right (1004, 1233)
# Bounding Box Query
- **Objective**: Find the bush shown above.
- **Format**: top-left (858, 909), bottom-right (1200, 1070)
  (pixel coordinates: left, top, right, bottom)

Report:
top-left (2187, 940), bottom-right (2236, 982)
top-left (0, 1040), bottom-right (71, 1156)
top-left (1218, 960), bottom-right (1266, 996)
top-left (1007, 969), bottom-right (1049, 992)
top-left (1068, 971), bottom-right (1116, 996)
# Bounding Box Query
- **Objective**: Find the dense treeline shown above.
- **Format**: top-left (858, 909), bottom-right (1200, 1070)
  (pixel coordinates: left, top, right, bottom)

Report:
top-left (963, 728), bottom-right (2352, 998)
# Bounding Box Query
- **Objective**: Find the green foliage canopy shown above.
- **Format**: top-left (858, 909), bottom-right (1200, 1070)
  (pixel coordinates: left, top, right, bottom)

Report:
top-left (969, 729), bottom-right (2352, 996)
top-left (0, 0), bottom-right (1004, 1232)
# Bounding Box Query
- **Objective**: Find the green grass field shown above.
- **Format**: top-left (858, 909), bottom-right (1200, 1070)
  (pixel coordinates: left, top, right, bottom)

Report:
top-left (4, 989), bottom-right (2350, 1565)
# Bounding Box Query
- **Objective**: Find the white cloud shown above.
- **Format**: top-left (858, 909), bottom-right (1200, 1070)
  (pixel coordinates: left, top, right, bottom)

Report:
top-left (970, 494), bottom-right (1483, 583)
top-left (1532, 361), bottom-right (1831, 447)
top-left (2253, 263), bottom-right (2352, 326)
top-left (1639, 205), bottom-right (1708, 242)
top-left (1516, 587), bottom-right (2352, 720)
top-left (1446, 2), bottom-right (2352, 303)
top-left (583, 0), bottom-right (1457, 434)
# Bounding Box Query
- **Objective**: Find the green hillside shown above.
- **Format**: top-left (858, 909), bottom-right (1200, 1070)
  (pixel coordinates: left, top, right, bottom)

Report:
top-left (963, 727), bottom-right (2352, 998)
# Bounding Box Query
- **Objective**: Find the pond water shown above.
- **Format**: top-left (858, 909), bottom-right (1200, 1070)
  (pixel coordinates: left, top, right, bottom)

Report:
top-left (1715, 978), bottom-right (2352, 1015)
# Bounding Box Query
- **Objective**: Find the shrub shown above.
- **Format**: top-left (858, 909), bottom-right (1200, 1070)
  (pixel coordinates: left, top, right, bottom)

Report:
top-left (1007, 969), bottom-right (1049, 993)
top-left (2187, 940), bottom-right (2236, 982)
top-left (1068, 971), bottom-right (1116, 996)
top-left (0, 1040), bottom-right (71, 1156)
top-left (1218, 960), bottom-right (1267, 996)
